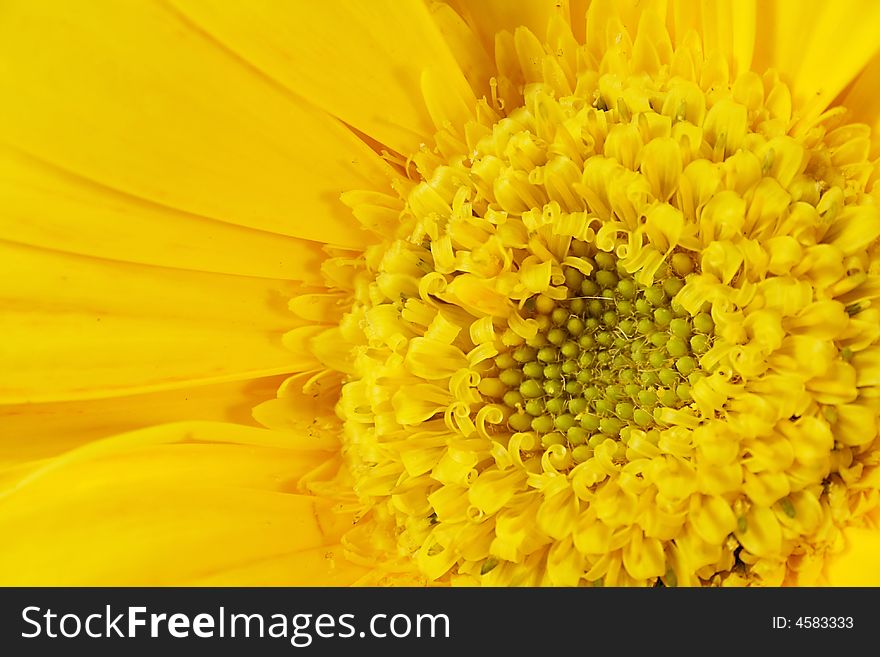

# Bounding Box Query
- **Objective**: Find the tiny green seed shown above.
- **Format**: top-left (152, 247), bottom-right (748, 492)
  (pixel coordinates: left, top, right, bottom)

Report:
top-left (669, 318), bottom-right (691, 339)
top-left (572, 445), bottom-right (593, 463)
top-left (547, 327), bottom-right (566, 345)
top-left (653, 308), bottom-right (673, 327)
top-left (566, 317), bottom-right (585, 336)
top-left (595, 252), bottom-right (616, 270)
top-left (666, 336), bottom-right (688, 358)
top-left (659, 388), bottom-right (679, 406)
top-left (596, 331), bottom-right (614, 347)
top-left (638, 390), bottom-right (657, 406)
top-left (531, 415), bottom-right (555, 434)
top-left (617, 279), bottom-right (636, 299)
top-left (541, 431), bottom-right (566, 448)
top-left (570, 298), bottom-right (586, 314)
top-left (658, 368), bottom-right (678, 386)
top-left (508, 412), bottom-right (532, 431)
top-left (537, 347), bottom-right (558, 363)
top-left (624, 383), bottom-right (642, 397)
top-left (670, 253), bottom-right (693, 276)
top-left (522, 361), bottom-right (544, 379)
top-left (588, 433), bottom-right (607, 448)
top-left (543, 379), bottom-right (564, 396)
top-left (676, 356), bottom-right (697, 375)
top-left (545, 397), bottom-right (565, 415)
top-left (663, 277), bottom-right (684, 298)
top-left (602, 311), bottom-right (618, 328)
top-left (676, 383), bottom-right (692, 401)
top-left (615, 402), bottom-right (634, 420)
top-left (599, 417), bottom-right (623, 436)
top-left (649, 332), bottom-right (669, 347)
top-left (525, 399), bottom-right (545, 416)
top-left (595, 270), bottom-right (618, 289)
top-left (580, 413), bottom-right (600, 431)
top-left (633, 408), bottom-right (654, 427)
top-left (503, 390), bottom-right (523, 408)
top-left (565, 380), bottom-right (583, 395)
top-left (562, 359), bottom-right (579, 375)
top-left (543, 364), bottom-right (562, 379)
top-left (567, 426), bottom-right (588, 446)
top-left (581, 279), bottom-right (599, 297)
top-left (568, 397), bottom-right (588, 415)
top-left (499, 368), bottom-right (524, 387)
top-left (495, 353), bottom-right (516, 369)
top-left (520, 379), bottom-right (544, 399)
top-left (635, 298), bottom-right (652, 315)
top-left (554, 413), bottom-right (576, 431)
top-left (690, 334), bottom-right (710, 353)
top-left (561, 341), bottom-right (579, 359)
top-left (551, 307), bottom-right (569, 325)
top-left (513, 346), bottom-right (537, 362)
top-left (693, 312), bottom-right (714, 334)
top-left (644, 286), bottom-right (666, 307)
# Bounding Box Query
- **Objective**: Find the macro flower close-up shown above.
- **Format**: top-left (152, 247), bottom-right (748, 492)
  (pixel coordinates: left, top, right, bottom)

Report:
top-left (3, 0), bottom-right (880, 587)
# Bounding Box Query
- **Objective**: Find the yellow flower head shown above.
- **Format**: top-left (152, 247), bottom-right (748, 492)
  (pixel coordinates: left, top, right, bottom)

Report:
top-left (1, 0), bottom-right (880, 587)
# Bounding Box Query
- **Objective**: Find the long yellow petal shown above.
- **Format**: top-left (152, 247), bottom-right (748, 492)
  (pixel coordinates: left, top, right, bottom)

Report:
top-left (169, 0), bottom-right (474, 155)
top-left (840, 52), bottom-right (880, 159)
top-left (0, 422), bottom-right (352, 585)
top-left (824, 523), bottom-right (880, 586)
top-left (0, 375), bottom-right (286, 468)
top-left (0, 241), bottom-right (316, 402)
top-left (0, 146), bottom-right (325, 281)
top-left (0, 0), bottom-right (392, 248)
top-left (754, 0), bottom-right (880, 122)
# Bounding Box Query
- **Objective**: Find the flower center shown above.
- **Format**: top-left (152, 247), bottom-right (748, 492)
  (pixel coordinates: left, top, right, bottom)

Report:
top-left (488, 251), bottom-right (714, 470)
top-left (307, 12), bottom-right (880, 587)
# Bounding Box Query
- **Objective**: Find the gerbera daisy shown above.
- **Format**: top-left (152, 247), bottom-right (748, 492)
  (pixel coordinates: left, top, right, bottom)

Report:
top-left (1, 0), bottom-right (879, 586)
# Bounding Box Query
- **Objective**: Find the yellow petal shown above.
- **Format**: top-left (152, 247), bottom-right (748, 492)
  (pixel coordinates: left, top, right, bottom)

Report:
top-left (671, 0), bottom-right (756, 77)
top-left (0, 375), bottom-right (285, 468)
top-left (0, 242), bottom-right (311, 402)
top-left (755, 0), bottom-right (880, 123)
top-left (451, 0), bottom-right (570, 54)
top-left (170, 0), bottom-right (474, 154)
top-left (0, 422), bottom-right (352, 585)
top-left (825, 523), bottom-right (880, 586)
top-left (841, 52), bottom-right (880, 158)
top-left (0, 146), bottom-right (324, 281)
top-left (0, 0), bottom-right (392, 248)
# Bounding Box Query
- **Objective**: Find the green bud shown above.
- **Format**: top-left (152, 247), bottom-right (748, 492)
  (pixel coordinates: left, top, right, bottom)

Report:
top-left (580, 413), bottom-right (600, 431)
top-left (554, 413), bottom-right (576, 431)
top-left (547, 327), bottom-right (566, 345)
top-left (649, 332), bottom-right (669, 347)
top-left (663, 277), bottom-right (684, 298)
top-left (633, 408), bottom-right (654, 427)
top-left (638, 389), bottom-right (657, 406)
top-left (599, 417), bottom-right (623, 436)
top-left (676, 356), bottom-right (697, 375)
top-left (499, 368), bottom-right (524, 387)
top-left (669, 318), bottom-right (691, 339)
top-left (522, 361), bottom-right (544, 379)
top-left (567, 426), bottom-right (588, 446)
top-left (503, 390), bottom-right (523, 408)
top-left (595, 270), bottom-right (618, 289)
top-left (508, 412), bottom-right (532, 431)
top-left (561, 341), bottom-right (579, 359)
top-left (572, 445), bottom-right (593, 463)
top-left (541, 431), bottom-right (566, 448)
top-left (690, 334), bottom-right (710, 353)
top-left (616, 402), bottom-right (634, 420)
top-left (531, 414), bottom-right (555, 434)
top-left (495, 352), bottom-right (516, 369)
top-left (543, 363), bottom-right (562, 379)
top-left (513, 346), bottom-right (537, 362)
top-left (537, 347), bottom-right (558, 363)
top-left (545, 397), bottom-right (565, 415)
top-left (658, 368), bottom-right (678, 386)
top-left (525, 399), bottom-right (545, 416)
top-left (666, 335), bottom-right (688, 358)
top-left (693, 312), bottom-right (714, 334)
top-left (520, 379), bottom-right (544, 399)
top-left (568, 397), bottom-right (588, 415)
top-left (644, 286), bottom-right (665, 307)
top-left (581, 279), bottom-right (599, 297)
top-left (617, 279), bottom-right (636, 299)
top-left (653, 307), bottom-right (673, 327)
top-left (566, 317), bottom-right (585, 336)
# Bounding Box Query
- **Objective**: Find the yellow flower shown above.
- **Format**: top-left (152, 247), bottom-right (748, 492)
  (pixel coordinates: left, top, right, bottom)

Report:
top-left (2, 0), bottom-right (880, 586)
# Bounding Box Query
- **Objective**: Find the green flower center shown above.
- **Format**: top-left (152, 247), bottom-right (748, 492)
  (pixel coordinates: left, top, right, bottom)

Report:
top-left (483, 248), bottom-right (714, 468)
